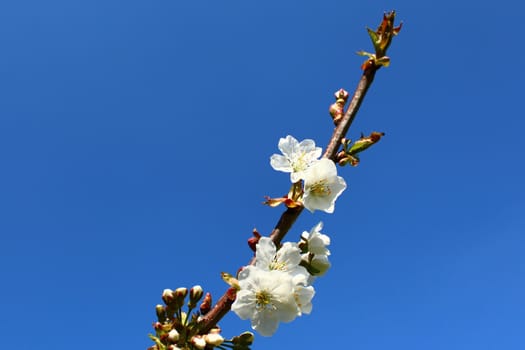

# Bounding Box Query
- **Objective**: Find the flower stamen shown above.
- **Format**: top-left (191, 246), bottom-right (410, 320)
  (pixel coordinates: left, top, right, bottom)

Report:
top-left (309, 180), bottom-right (331, 196)
top-left (255, 290), bottom-right (275, 311)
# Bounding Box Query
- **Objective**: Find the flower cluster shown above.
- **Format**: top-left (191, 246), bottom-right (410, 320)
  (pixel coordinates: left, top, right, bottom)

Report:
top-left (269, 135), bottom-right (346, 213)
top-left (231, 136), bottom-right (341, 336)
top-left (231, 222), bottom-right (331, 336)
top-left (149, 286), bottom-right (254, 350)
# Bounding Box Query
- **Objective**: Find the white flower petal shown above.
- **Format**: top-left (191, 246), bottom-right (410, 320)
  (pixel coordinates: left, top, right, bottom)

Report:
top-left (232, 267), bottom-right (311, 337)
top-left (231, 289), bottom-right (257, 319)
top-left (270, 154), bottom-right (292, 172)
top-left (278, 135), bottom-right (300, 157)
top-left (251, 310), bottom-right (280, 336)
top-left (274, 242), bottom-right (302, 270)
top-left (294, 285), bottom-right (315, 315)
top-left (255, 237), bottom-right (277, 269)
top-left (303, 222), bottom-right (331, 256)
top-left (270, 135), bottom-right (322, 183)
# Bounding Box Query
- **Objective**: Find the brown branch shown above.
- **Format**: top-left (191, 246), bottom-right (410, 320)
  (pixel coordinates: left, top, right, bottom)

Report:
top-left (324, 65), bottom-right (379, 161)
top-left (197, 63), bottom-right (381, 334)
top-left (269, 206), bottom-right (304, 246)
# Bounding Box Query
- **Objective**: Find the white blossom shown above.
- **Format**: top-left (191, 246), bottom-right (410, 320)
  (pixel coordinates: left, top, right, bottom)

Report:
top-left (232, 266), bottom-right (309, 336)
top-left (232, 237), bottom-right (318, 336)
top-left (302, 222), bottom-right (331, 256)
top-left (270, 135), bottom-right (322, 183)
top-left (302, 158), bottom-right (346, 213)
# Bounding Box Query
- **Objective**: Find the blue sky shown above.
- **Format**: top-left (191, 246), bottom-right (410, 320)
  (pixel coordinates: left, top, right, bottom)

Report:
top-left (1, 1), bottom-right (524, 349)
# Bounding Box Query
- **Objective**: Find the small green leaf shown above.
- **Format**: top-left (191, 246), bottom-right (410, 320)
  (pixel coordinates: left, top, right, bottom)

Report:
top-left (347, 132), bottom-right (385, 156)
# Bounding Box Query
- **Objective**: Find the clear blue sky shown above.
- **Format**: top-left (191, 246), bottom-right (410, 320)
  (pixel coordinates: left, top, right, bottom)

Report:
top-left (1, 1), bottom-right (523, 349)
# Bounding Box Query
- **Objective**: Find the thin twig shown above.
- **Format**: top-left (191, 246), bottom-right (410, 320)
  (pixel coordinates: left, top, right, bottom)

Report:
top-left (198, 63), bottom-right (381, 334)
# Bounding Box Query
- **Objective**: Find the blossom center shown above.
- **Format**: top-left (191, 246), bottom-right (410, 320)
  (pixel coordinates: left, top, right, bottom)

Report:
top-left (309, 180), bottom-right (331, 197)
top-left (292, 153), bottom-right (307, 172)
top-left (269, 258), bottom-right (287, 271)
top-left (255, 289), bottom-right (276, 312)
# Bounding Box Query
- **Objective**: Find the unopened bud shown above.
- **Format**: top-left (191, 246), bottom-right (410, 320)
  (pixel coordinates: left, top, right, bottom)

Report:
top-left (209, 326), bottom-right (221, 333)
top-left (167, 345), bottom-right (181, 350)
top-left (168, 329), bottom-right (180, 342)
top-left (162, 289), bottom-right (174, 304)
top-left (309, 254), bottom-right (331, 276)
top-left (329, 89), bottom-right (349, 125)
top-left (240, 331), bottom-right (254, 344)
top-left (155, 304), bottom-right (166, 322)
top-left (188, 285), bottom-right (204, 308)
top-left (173, 287), bottom-right (187, 307)
top-left (191, 336), bottom-right (206, 350)
top-left (174, 287), bottom-right (187, 298)
top-left (334, 88), bottom-right (349, 100)
top-left (204, 332), bottom-right (224, 346)
top-left (232, 331), bottom-right (254, 346)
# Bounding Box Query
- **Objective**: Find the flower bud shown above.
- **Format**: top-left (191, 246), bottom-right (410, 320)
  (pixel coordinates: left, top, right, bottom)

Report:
top-left (162, 289), bottom-right (174, 304)
top-left (204, 332), bottom-right (224, 346)
top-left (168, 329), bottom-right (180, 342)
top-left (174, 287), bottom-right (187, 298)
top-left (191, 336), bottom-right (206, 350)
top-left (307, 254), bottom-right (331, 276)
top-left (237, 331), bottom-right (254, 345)
top-left (173, 287), bottom-right (188, 307)
top-left (155, 304), bottom-right (166, 322)
top-left (188, 285), bottom-right (203, 308)
top-left (329, 89), bottom-right (349, 125)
